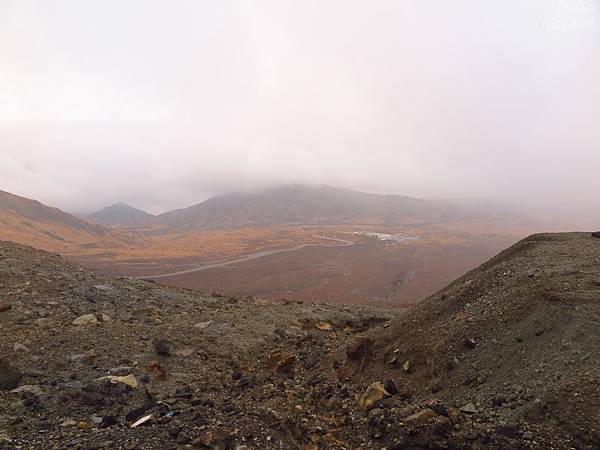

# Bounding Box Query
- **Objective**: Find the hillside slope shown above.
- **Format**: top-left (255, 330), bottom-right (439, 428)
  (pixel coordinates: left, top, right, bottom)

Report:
top-left (0, 190), bottom-right (147, 254)
top-left (0, 240), bottom-right (391, 449)
top-left (363, 232), bottom-right (600, 447)
top-left (158, 184), bottom-right (503, 230)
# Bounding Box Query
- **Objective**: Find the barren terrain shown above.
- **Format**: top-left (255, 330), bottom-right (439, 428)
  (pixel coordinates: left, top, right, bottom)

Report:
top-left (1, 188), bottom-right (534, 308)
top-left (2, 233), bottom-right (599, 449)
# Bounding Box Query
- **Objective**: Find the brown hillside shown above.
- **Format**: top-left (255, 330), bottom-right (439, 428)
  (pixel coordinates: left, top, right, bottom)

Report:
top-left (0, 190), bottom-right (148, 254)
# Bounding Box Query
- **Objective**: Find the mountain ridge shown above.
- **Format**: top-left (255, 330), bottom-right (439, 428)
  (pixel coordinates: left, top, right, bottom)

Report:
top-left (87, 185), bottom-right (513, 230)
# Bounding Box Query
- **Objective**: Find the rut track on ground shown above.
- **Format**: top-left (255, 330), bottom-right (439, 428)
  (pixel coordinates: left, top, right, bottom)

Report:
top-left (141, 235), bottom-right (354, 279)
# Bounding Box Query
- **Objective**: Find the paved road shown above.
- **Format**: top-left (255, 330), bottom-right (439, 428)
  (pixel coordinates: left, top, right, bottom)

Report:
top-left (142, 235), bottom-right (354, 279)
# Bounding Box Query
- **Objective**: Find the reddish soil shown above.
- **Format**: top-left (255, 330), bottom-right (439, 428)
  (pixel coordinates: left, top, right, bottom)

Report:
top-left (80, 235), bottom-right (510, 308)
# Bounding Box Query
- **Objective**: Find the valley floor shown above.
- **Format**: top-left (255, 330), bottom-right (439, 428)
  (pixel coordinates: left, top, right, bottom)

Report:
top-left (73, 225), bottom-right (521, 308)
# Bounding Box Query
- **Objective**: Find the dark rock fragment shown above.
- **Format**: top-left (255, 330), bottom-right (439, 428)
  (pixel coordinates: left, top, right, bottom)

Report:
top-left (0, 360), bottom-right (22, 390)
top-left (383, 379), bottom-right (399, 395)
top-left (152, 337), bottom-right (171, 356)
top-left (338, 336), bottom-right (372, 380)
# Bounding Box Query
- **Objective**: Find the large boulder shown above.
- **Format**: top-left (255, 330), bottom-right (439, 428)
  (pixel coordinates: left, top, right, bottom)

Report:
top-left (0, 360), bottom-right (22, 390)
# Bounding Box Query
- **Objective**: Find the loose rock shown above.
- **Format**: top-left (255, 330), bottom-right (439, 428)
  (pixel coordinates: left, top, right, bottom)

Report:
top-left (358, 382), bottom-right (389, 409)
top-left (72, 314), bottom-right (98, 325)
top-left (0, 360), bottom-right (22, 390)
top-left (404, 408), bottom-right (437, 425)
top-left (152, 337), bottom-right (171, 356)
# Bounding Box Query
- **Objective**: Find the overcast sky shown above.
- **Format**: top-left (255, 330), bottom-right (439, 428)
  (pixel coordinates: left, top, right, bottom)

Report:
top-left (0, 0), bottom-right (598, 218)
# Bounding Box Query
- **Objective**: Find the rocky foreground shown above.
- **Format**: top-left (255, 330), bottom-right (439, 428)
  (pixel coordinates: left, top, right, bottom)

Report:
top-left (1, 233), bottom-right (599, 449)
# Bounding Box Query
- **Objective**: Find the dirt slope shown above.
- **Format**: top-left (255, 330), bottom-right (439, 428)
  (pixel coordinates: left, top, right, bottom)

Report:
top-left (364, 232), bottom-right (600, 447)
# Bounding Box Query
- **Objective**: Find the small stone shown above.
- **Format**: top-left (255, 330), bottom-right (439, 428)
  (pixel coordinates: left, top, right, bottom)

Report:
top-left (152, 337), bottom-right (171, 356)
top-left (147, 360), bottom-right (166, 380)
top-left (369, 407), bottom-right (383, 418)
top-left (460, 403), bottom-right (478, 414)
top-left (464, 338), bottom-right (477, 348)
top-left (13, 343), bottom-right (30, 353)
top-left (63, 381), bottom-right (84, 390)
top-left (91, 415), bottom-right (103, 426)
top-left (11, 385), bottom-right (43, 395)
top-left (383, 379), bottom-right (399, 395)
top-left (358, 382), bottom-right (389, 409)
top-left (402, 360), bottom-right (411, 372)
top-left (174, 386), bottom-right (193, 399)
top-left (108, 366), bottom-right (133, 376)
top-left (396, 405), bottom-right (417, 417)
top-left (316, 321), bottom-right (333, 331)
top-left (174, 348), bottom-right (194, 357)
top-left (35, 318), bottom-right (51, 328)
top-left (523, 431), bottom-right (534, 439)
top-left (404, 409), bottom-right (437, 425)
top-left (96, 374), bottom-right (139, 389)
top-left (130, 414), bottom-right (152, 428)
top-left (0, 303), bottom-right (12, 313)
top-left (268, 350), bottom-right (297, 374)
top-left (69, 354), bottom-right (91, 364)
top-left (0, 360), bottom-right (22, 390)
top-left (194, 320), bottom-right (214, 329)
top-left (72, 314), bottom-right (98, 325)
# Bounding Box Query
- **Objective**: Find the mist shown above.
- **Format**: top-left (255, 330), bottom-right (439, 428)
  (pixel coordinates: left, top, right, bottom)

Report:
top-left (0, 1), bottom-right (598, 224)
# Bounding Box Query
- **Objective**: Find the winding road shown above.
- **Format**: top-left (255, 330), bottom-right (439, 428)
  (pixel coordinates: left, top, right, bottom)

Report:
top-left (143, 235), bottom-right (354, 279)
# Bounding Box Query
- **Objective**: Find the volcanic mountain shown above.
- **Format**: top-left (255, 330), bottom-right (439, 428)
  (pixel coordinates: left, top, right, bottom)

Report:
top-left (86, 202), bottom-right (156, 228)
top-left (0, 190), bottom-right (147, 254)
top-left (156, 185), bottom-right (508, 230)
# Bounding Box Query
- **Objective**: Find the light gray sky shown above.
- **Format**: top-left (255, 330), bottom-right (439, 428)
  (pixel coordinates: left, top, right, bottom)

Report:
top-left (0, 0), bottom-right (598, 220)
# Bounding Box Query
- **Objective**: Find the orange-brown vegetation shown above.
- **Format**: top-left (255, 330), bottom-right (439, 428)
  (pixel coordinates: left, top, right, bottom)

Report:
top-left (0, 188), bottom-right (538, 307)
